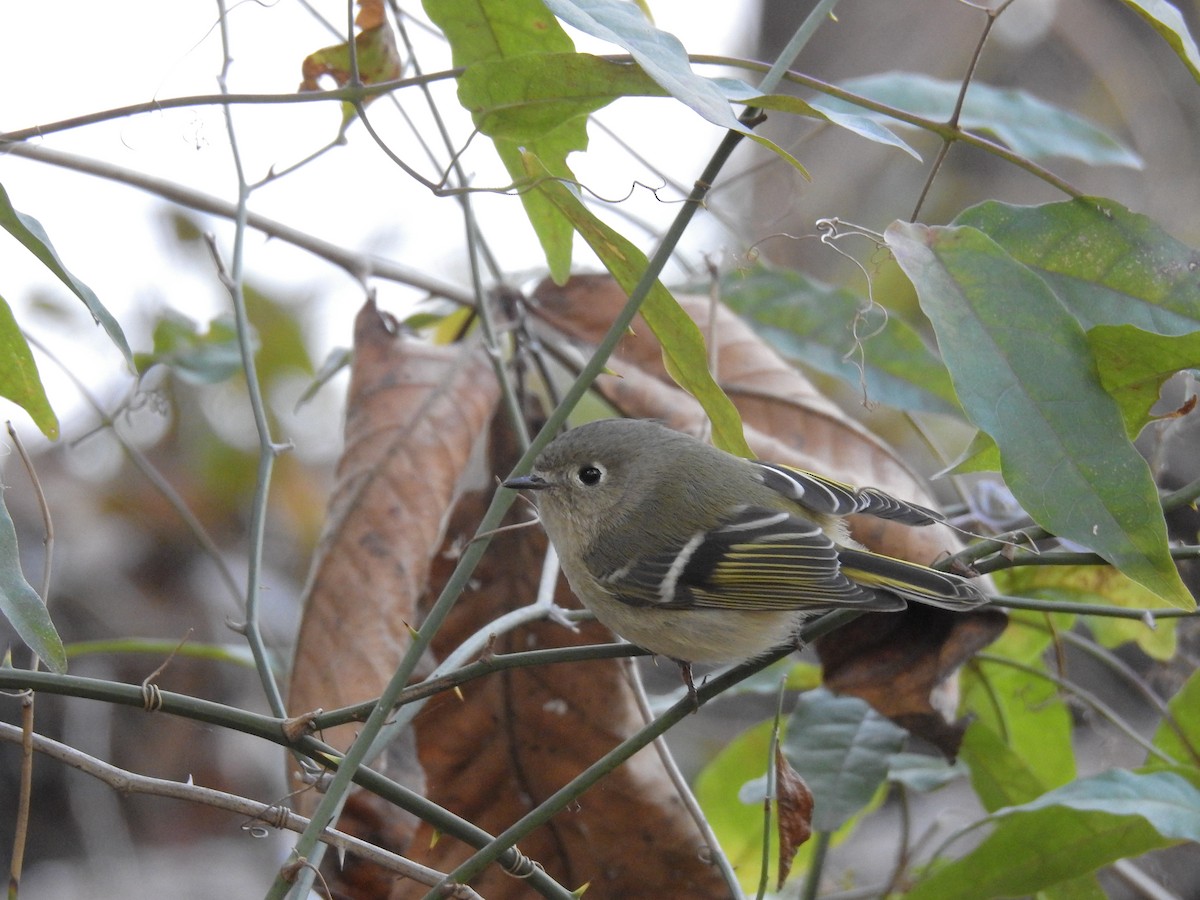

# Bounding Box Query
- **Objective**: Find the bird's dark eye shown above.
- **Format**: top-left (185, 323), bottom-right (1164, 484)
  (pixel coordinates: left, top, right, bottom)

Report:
top-left (577, 464), bottom-right (604, 486)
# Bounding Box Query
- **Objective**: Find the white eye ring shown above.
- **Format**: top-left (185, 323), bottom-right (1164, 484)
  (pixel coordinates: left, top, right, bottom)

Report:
top-left (576, 463), bottom-right (605, 486)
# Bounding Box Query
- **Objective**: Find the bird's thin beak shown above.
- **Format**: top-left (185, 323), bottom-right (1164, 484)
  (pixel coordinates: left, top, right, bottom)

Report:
top-left (503, 474), bottom-right (550, 491)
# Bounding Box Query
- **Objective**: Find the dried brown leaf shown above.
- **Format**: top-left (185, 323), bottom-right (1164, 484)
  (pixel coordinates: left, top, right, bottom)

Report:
top-left (775, 744), bottom-right (814, 888)
top-left (286, 300), bottom-right (500, 767)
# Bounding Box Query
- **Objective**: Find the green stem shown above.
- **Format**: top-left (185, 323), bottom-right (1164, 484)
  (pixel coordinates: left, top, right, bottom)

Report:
top-left (800, 830), bottom-right (831, 900)
top-left (215, 0), bottom-right (286, 724)
top-left (0, 668), bottom-right (572, 897)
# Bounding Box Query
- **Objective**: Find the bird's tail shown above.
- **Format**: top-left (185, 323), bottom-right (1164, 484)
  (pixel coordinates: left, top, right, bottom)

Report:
top-left (839, 548), bottom-right (988, 610)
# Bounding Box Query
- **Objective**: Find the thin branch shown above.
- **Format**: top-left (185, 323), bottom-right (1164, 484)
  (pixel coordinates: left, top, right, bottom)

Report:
top-left (0, 666), bottom-right (564, 897)
top-left (0, 142), bottom-right (474, 304)
top-left (0, 722), bottom-right (477, 895)
top-left (910, 0), bottom-right (1006, 220)
top-left (0, 73), bottom-right (460, 145)
top-left (211, 3), bottom-right (286, 723)
top-left (1060, 630), bottom-right (1200, 766)
top-left (627, 659), bottom-right (744, 899)
top-left (989, 594), bottom-right (1198, 620)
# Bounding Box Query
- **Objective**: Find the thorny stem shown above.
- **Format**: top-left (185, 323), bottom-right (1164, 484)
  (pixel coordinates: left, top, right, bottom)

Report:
top-left (213, 0), bottom-right (286, 722)
top-left (0, 722), bottom-right (478, 895)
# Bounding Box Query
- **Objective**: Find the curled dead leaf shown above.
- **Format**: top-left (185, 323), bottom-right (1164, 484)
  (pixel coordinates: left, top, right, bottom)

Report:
top-left (775, 744), bottom-right (814, 889)
top-left (286, 299), bottom-right (500, 768)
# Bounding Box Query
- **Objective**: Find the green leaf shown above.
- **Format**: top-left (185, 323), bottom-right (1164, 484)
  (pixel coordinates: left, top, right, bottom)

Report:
top-left (1086, 324), bottom-right (1200, 438)
top-left (524, 153), bottom-right (750, 456)
top-left (886, 220), bottom-right (1193, 610)
top-left (960, 720), bottom-right (1058, 811)
top-left (0, 183), bottom-right (132, 367)
top-left (826, 73), bottom-right (1141, 167)
top-left (458, 54), bottom-right (918, 158)
top-left (908, 770), bottom-right (1200, 900)
top-left (135, 311), bottom-right (245, 385)
top-left (959, 612), bottom-right (1077, 791)
top-left (425, 0), bottom-right (580, 282)
top-left (1119, 0), bottom-right (1200, 83)
top-left (0, 487), bottom-right (66, 673)
top-left (999, 566), bottom-right (1178, 661)
top-left (0, 294), bottom-right (58, 439)
top-left (718, 265), bottom-right (960, 416)
top-left (541, 0), bottom-right (808, 174)
top-left (954, 199), bottom-right (1200, 336)
top-left (1147, 666), bottom-right (1200, 770)
top-left (782, 688), bottom-right (907, 832)
top-left (458, 53), bottom-right (663, 140)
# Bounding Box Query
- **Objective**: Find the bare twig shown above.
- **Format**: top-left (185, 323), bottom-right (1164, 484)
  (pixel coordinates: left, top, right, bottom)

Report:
top-left (212, 0), bottom-right (287, 723)
top-left (0, 722), bottom-right (476, 894)
top-left (0, 143), bottom-right (474, 304)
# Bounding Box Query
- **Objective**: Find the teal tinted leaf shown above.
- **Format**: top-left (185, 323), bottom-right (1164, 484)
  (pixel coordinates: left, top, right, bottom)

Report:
top-left (425, 0), bottom-right (579, 281)
top-left (542, 0), bottom-right (741, 129)
top-left (955, 199), bottom-right (1200, 335)
top-left (1119, 0), bottom-right (1200, 82)
top-left (0, 183), bottom-right (132, 367)
top-left (719, 265), bottom-right (960, 415)
top-left (524, 153), bottom-right (750, 456)
top-left (782, 688), bottom-right (907, 831)
top-left (0, 294), bottom-right (58, 439)
top-left (0, 488), bottom-right (66, 673)
top-left (135, 312), bottom-right (245, 385)
top-left (887, 221), bottom-right (1193, 610)
top-left (542, 0), bottom-right (807, 173)
top-left (908, 770), bottom-right (1200, 900)
top-left (711, 78), bottom-right (919, 158)
top-left (887, 752), bottom-right (965, 793)
top-left (825, 73), bottom-right (1141, 167)
top-left (1087, 324), bottom-right (1200, 438)
top-left (807, 99), bottom-right (920, 159)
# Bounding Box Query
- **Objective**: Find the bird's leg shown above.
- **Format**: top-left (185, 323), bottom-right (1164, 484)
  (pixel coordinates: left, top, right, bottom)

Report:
top-left (672, 658), bottom-right (700, 712)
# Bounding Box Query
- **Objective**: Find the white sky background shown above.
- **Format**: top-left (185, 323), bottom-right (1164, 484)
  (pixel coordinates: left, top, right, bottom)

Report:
top-left (0, 0), bottom-right (763, 461)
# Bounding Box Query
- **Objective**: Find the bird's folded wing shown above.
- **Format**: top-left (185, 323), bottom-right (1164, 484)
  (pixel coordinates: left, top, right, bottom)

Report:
top-left (595, 506), bottom-right (906, 613)
top-left (753, 461), bottom-right (946, 526)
